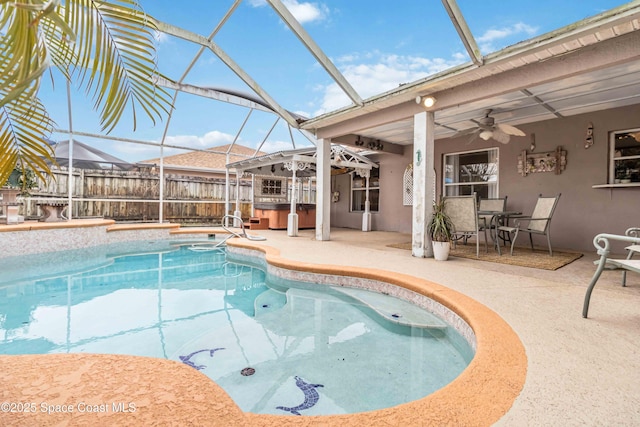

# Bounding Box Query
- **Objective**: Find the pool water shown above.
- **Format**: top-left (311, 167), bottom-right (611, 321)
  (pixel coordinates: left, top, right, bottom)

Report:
top-left (0, 240), bottom-right (473, 415)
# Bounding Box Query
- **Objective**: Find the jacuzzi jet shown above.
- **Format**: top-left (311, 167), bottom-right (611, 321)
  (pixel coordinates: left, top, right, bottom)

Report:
top-left (262, 304), bottom-right (269, 308)
top-left (391, 313), bottom-right (401, 318)
top-left (241, 367), bottom-right (256, 376)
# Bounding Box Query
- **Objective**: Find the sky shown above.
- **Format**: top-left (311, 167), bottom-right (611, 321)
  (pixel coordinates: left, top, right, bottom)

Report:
top-left (39, 0), bottom-right (631, 163)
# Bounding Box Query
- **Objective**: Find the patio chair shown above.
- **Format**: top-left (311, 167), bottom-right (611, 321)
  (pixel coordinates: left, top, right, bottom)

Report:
top-left (444, 194), bottom-right (483, 257)
top-left (478, 196), bottom-right (507, 248)
top-left (497, 193), bottom-right (561, 256)
top-left (583, 227), bottom-right (640, 318)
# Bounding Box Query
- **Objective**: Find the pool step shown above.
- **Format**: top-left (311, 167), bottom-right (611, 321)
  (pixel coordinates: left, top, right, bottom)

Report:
top-left (333, 287), bottom-right (448, 330)
top-left (248, 217), bottom-right (270, 230)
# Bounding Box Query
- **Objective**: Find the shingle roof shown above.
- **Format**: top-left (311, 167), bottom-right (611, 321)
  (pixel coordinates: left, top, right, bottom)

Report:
top-left (142, 144), bottom-right (266, 170)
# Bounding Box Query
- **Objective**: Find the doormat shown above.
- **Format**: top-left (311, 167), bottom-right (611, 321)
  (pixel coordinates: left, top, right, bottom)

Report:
top-left (387, 242), bottom-right (583, 271)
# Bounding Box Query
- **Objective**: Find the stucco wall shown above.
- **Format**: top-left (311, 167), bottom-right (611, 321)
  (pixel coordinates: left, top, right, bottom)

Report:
top-left (435, 103), bottom-right (640, 253)
top-left (330, 148), bottom-right (414, 233)
top-left (331, 103), bottom-right (640, 253)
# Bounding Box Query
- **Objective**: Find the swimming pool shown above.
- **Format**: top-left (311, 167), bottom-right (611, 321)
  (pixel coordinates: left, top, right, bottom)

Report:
top-left (0, 239), bottom-right (473, 415)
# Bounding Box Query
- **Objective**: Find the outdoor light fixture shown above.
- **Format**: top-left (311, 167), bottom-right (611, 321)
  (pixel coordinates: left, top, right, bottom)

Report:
top-left (415, 95), bottom-right (437, 108)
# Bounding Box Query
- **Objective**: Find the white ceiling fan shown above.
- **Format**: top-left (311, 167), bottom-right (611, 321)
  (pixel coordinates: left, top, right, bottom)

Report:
top-left (452, 109), bottom-right (526, 144)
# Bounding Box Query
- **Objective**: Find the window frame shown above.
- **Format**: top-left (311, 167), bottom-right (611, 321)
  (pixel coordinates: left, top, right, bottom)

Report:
top-left (609, 127), bottom-right (640, 184)
top-left (350, 165), bottom-right (380, 213)
top-left (443, 147), bottom-right (499, 198)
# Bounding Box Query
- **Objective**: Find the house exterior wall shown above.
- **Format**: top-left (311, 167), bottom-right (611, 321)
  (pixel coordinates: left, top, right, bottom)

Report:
top-left (332, 103), bottom-right (640, 253)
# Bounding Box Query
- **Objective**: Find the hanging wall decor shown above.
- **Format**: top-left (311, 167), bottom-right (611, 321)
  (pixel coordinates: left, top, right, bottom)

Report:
top-left (517, 146), bottom-right (567, 176)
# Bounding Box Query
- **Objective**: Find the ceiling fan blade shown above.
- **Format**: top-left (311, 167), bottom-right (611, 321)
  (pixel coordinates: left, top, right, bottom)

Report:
top-left (492, 129), bottom-right (511, 144)
top-left (451, 127), bottom-right (479, 138)
top-left (466, 130), bottom-right (481, 144)
top-left (496, 123), bottom-right (525, 136)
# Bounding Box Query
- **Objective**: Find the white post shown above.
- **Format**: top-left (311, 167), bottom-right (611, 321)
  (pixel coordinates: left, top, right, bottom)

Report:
top-left (233, 170), bottom-right (242, 227)
top-left (315, 139), bottom-right (331, 240)
top-left (361, 170), bottom-right (371, 231)
top-left (250, 174), bottom-right (255, 217)
top-left (287, 161), bottom-right (299, 236)
top-left (224, 154), bottom-right (230, 227)
top-left (65, 81), bottom-right (74, 220)
top-left (412, 111), bottom-right (436, 257)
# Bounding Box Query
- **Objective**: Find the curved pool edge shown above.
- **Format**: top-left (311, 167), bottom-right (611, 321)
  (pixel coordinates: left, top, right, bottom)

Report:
top-left (229, 240), bottom-right (527, 426)
top-left (0, 239), bottom-right (526, 427)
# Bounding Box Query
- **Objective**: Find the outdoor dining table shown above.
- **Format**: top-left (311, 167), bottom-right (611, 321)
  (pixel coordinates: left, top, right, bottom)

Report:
top-left (478, 210), bottom-right (522, 251)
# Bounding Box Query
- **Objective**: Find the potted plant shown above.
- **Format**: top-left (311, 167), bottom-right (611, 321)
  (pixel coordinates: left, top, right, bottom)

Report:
top-left (427, 197), bottom-right (454, 261)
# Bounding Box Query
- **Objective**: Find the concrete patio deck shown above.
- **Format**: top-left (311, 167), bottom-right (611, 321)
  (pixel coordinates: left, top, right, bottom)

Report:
top-left (1, 223), bottom-right (638, 425)
top-left (253, 228), bottom-right (640, 426)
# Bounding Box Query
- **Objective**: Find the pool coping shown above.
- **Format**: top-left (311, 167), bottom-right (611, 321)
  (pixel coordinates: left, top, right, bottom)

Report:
top-left (0, 238), bottom-right (527, 426)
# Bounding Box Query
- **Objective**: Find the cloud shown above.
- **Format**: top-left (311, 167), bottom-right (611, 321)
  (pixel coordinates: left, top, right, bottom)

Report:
top-left (260, 139), bottom-right (301, 153)
top-left (112, 130), bottom-right (236, 162)
top-left (314, 51), bottom-right (467, 115)
top-left (163, 130), bottom-right (235, 148)
top-left (476, 22), bottom-right (539, 53)
top-left (248, 0), bottom-right (328, 24)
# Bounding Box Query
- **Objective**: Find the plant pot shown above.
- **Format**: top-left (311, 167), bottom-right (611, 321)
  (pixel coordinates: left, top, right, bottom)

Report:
top-left (432, 241), bottom-right (451, 261)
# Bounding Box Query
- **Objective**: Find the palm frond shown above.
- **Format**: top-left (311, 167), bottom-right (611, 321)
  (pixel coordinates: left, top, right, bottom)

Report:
top-left (57, 0), bottom-right (171, 132)
top-left (0, 91), bottom-right (55, 187)
top-left (0, 2), bottom-right (46, 108)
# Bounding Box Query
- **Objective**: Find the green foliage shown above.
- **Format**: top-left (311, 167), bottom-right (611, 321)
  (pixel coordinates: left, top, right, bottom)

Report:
top-left (6, 167), bottom-right (38, 196)
top-left (0, 0), bottom-right (172, 188)
top-left (427, 197), bottom-right (454, 242)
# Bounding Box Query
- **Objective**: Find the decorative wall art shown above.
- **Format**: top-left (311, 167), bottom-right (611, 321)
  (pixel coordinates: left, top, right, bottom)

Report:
top-left (517, 146), bottom-right (567, 177)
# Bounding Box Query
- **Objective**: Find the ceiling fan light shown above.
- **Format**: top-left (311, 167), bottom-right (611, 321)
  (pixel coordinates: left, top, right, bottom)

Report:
top-left (479, 130), bottom-right (493, 140)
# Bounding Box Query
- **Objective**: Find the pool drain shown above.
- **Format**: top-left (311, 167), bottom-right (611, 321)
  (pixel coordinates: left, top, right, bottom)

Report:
top-left (262, 304), bottom-right (269, 308)
top-left (391, 313), bottom-right (402, 318)
top-left (241, 367), bottom-right (255, 376)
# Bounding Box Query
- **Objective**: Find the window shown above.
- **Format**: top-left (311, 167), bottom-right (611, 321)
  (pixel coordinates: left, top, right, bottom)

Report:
top-left (443, 148), bottom-right (498, 198)
top-left (351, 166), bottom-right (379, 212)
top-left (610, 128), bottom-right (640, 184)
top-left (261, 178), bottom-right (284, 195)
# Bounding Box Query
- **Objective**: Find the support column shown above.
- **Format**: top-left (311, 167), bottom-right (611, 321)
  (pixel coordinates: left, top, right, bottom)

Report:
top-left (287, 161), bottom-right (299, 236)
top-left (412, 111), bottom-right (436, 258)
top-left (359, 169), bottom-right (371, 231)
top-left (315, 139), bottom-right (331, 241)
top-left (224, 154), bottom-right (230, 227)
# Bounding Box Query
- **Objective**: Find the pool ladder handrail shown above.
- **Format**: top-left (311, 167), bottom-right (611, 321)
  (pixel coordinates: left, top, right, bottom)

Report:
top-left (220, 215), bottom-right (267, 246)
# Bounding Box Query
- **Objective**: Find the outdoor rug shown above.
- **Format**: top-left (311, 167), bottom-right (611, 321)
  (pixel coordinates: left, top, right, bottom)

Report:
top-left (386, 242), bottom-right (583, 270)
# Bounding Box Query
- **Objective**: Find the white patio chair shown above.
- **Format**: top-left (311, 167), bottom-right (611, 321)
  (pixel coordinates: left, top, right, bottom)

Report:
top-left (443, 194), bottom-right (483, 257)
top-left (497, 193), bottom-right (561, 256)
top-left (583, 227), bottom-right (640, 318)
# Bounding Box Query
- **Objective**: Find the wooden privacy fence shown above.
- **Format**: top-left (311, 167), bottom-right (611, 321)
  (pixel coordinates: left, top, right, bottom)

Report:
top-left (18, 168), bottom-right (253, 224)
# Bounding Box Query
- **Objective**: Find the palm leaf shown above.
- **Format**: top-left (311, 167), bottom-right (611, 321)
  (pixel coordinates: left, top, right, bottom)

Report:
top-left (0, 91), bottom-right (55, 186)
top-left (57, 0), bottom-right (171, 132)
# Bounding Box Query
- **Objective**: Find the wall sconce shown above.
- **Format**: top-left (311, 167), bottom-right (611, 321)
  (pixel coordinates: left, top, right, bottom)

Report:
top-left (354, 136), bottom-right (365, 146)
top-left (530, 133), bottom-right (536, 152)
top-left (270, 164), bottom-right (276, 173)
top-left (415, 95), bottom-right (437, 108)
top-left (585, 122), bottom-right (594, 149)
top-left (367, 140), bottom-right (384, 150)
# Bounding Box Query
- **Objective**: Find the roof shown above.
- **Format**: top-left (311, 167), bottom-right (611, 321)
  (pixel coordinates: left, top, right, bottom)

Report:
top-left (226, 145), bottom-right (377, 178)
top-left (143, 144), bottom-right (266, 171)
top-left (52, 140), bottom-right (133, 170)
